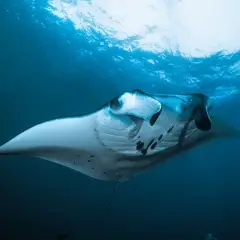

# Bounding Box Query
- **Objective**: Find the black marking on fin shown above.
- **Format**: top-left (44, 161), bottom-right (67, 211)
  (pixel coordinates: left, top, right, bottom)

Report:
top-left (149, 108), bottom-right (162, 126)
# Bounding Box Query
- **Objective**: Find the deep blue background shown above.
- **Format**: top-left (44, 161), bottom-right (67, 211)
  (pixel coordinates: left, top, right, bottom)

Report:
top-left (0, 1), bottom-right (240, 240)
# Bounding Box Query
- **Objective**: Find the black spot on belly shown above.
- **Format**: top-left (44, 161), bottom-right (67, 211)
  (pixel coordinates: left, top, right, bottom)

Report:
top-left (149, 108), bottom-right (162, 126)
top-left (141, 149), bottom-right (147, 155)
top-left (90, 155), bottom-right (94, 158)
top-left (158, 134), bottom-right (163, 141)
top-left (136, 141), bottom-right (144, 150)
top-left (92, 167), bottom-right (94, 170)
top-left (148, 139), bottom-right (154, 146)
top-left (167, 125), bottom-right (174, 133)
top-left (150, 142), bottom-right (157, 150)
top-left (139, 139), bottom-right (155, 155)
top-left (88, 160), bottom-right (91, 162)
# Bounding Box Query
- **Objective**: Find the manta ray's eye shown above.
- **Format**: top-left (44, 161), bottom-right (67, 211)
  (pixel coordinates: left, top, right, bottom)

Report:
top-left (109, 97), bottom-right (122, 109)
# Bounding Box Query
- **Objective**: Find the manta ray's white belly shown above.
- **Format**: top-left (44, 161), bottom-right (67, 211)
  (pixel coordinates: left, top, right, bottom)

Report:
top-left (62, 109), bottom-right (208, 182)
top-left (34, 111), bottom-right (183, 182)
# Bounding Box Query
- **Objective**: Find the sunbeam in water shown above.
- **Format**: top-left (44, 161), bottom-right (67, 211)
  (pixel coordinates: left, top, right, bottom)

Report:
top-left (46, 0), bottom-right (240, 101)
top-left (48, 0), bottom-right (240, 57)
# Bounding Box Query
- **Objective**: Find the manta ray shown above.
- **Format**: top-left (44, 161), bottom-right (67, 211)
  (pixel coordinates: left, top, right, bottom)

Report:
top-left (0, 89), bottom-right (239, 182)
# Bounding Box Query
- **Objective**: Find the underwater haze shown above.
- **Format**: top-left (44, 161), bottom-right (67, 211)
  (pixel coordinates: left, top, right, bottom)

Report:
top-left (0, 0), bottom-right (240, 239)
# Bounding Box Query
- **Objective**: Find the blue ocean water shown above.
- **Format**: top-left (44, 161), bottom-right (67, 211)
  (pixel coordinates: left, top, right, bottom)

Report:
top-left (0, 0), bottom-right (240, 239)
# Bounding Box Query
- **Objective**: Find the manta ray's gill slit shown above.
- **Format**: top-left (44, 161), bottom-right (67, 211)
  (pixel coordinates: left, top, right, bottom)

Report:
top-left (134, 123), bottom-right (179, 156)
top-left (158, 134), bottom-right (163, 141)
top-left (150, 142), bottom-right (158, 150)
top-left (147, 139), bottom-right (155, 148)
top-left (141, 149), bottom-right (147, 155)
top-left (167, 125), bottom-right (175, 133)
top-left (136, 141), bottom-right (144, 150)
top-left (94, 127), bottom-right (117, 153)
top-left (142, 139), bottom-right (155, 155)
top-left (131, 135), bottom-right (141, 143)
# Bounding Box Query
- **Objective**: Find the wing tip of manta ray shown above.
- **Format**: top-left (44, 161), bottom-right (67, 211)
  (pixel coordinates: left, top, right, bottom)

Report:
top-left (0, 145), bottom-right (18, 155)
top-left (0, 141), bottom-right (26, 155)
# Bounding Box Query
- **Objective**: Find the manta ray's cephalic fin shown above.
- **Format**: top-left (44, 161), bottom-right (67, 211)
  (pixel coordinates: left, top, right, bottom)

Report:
top-left (191, 93), bottom-right (212, 132)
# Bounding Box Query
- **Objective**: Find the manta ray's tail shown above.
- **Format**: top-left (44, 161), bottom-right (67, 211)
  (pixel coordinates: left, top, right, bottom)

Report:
top-left (212, 116), bottom-right (240, 139)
